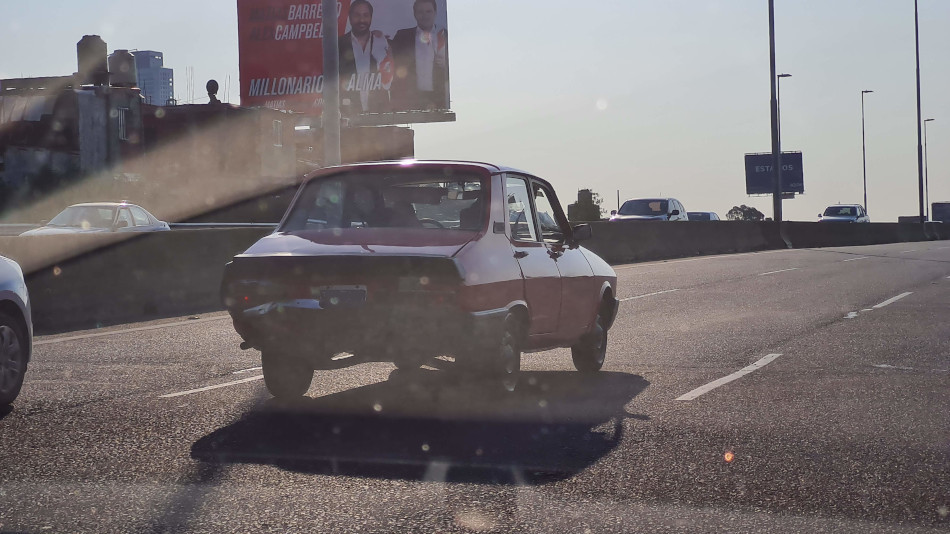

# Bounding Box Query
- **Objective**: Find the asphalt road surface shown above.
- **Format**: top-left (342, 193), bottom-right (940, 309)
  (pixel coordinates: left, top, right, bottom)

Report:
top-left (2, 241), bottom-right (949, 533)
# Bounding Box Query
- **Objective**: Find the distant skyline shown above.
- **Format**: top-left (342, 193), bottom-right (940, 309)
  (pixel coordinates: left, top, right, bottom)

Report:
top-left (1, 1), bottom-right (947, 222)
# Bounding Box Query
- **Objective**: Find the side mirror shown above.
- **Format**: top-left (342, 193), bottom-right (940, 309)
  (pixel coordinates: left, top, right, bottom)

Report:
top-left (670, 209), bottom-right (680, 217)
top-left (610, 210), bottom-right (617, 216)
top-left (572, 224), bottom-right (592, 242)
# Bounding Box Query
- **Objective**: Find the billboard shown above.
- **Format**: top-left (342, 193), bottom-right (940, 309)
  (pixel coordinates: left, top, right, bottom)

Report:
top-left (744, 151), bottom-right (804, 195)
top-left (237, 0), bottom-right (450, 119)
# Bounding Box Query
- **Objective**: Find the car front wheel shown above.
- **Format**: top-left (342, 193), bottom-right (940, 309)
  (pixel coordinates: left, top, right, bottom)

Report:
top-left (571, 310), bottom-right (607, 373)
top-left (0, 312), bottom-right (28, 406)
top-left (261, 351), bottom-right (313, 398)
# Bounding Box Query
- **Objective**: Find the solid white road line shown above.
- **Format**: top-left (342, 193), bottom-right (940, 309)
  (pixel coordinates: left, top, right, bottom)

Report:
top-left (232, 366), bottom-right (263, 374)
top-left (872, 292), bottom-right (913, 309)
top-left (842, 256), bottom-right (868, 262)
top-left (758, 268), bottom-right (799, 276)
top-left (159, 375), bottom-right (264, 398)
top-left (620, 289), bottom-right (680, 302)
top-left (35, 315), bottom-right (231, 346)
top-left (675, 354), bottom-right (782, 401)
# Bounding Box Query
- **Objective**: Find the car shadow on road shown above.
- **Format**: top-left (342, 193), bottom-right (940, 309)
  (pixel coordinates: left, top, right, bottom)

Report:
top-left (191, 370), bottom-right (649, 484)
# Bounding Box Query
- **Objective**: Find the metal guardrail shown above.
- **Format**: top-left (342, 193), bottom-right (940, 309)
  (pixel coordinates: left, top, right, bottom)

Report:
top-left (0, 224), bottom-right (40, 236)
top-left (167, 223), bottom-right (279, 230)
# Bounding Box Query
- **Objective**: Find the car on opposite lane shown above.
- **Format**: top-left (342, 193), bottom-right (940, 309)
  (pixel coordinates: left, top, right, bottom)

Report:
top-left (20, 202), bottom-right (170, 235)
top-left (0, 255), bottom-right (32, 407)
top-left (221, 161), bottom-right (620, 397)
top-left (819, 204), bottom-right (870, 223)
top-left (610, 198), bottom-right (689, 221)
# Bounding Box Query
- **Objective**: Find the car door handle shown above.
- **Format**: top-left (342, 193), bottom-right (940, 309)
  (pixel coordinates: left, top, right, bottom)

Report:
top-left (513, 251), bottom-right (528, 259)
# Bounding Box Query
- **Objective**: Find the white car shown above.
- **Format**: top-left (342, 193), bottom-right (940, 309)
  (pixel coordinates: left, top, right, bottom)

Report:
top-left (819, 204), bottom-right (870, 223)
top-left (0, 255), bottom-right (31, 407)
top-left (687, 211), bottom-right (721, 221)
top-left (610, 198), bottom-right (689, 221)
top-left (20, 202), bottom-right (170, 236)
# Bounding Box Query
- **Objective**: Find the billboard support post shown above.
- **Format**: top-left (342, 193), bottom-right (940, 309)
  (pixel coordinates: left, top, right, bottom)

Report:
top-left (322, 0), bottom-right (341, 167)
top-left (768, 0), bottom-right (782, 224)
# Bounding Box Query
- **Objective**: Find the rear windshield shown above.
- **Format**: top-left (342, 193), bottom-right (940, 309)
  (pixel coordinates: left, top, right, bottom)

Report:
top-left (619, 199), bottom-right (667, 216)
top-left (282, 170), bottom-right (486, 232)
top-left (687, 212), bottom-right (710, 221)
top-left (824, 206), bottom-right (856, 217)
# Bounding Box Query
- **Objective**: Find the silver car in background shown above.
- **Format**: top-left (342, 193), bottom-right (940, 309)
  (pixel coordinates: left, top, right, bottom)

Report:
top-left (0, 255), bottom-right (31, 407)
top-left (819, 204), bottom-right (870, 223)
top-left (20, 202), bottom-right (170, 236)
top-left (610, 198), bottom-right (689, 221)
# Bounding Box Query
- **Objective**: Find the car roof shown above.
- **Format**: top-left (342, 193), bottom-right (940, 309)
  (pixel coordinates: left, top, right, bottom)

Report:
top-left (68, 202), bottom-right (142, 209)
top-left (304, 160), bottom-right (530, 176)
top-left (622, 197), bottom-right (676, 202)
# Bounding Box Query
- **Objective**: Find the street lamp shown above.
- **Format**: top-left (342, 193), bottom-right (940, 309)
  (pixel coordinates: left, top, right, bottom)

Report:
top-left (861, 90), bottom-right (873, 212)
top-left (925, 118), bottom-right (935, 219)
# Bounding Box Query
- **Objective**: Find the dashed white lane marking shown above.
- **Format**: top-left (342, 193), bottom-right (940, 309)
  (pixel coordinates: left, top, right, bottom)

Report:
top-left (35, 316), bottom-right (231, 346)
top-left (613, 248), bottom-right (800, 270)
top-left (842, 256), bottom-right (868, 262)
top-left (675, 354), bottom-right (782, 401)
top-left (758, 267), bottom-right (799, 276)
top-left (900, 250), bottom-right (916, 254)
top-left (159, 375), bottom-right (264, 398)
top-left (872, 292), bottom-right (913, 309)
top-left (844, 312), bottom-right (859, 319)
top-left (232, 366), bottom-right (263, 374)
top-left (620, 289), bottom-right (681, 302)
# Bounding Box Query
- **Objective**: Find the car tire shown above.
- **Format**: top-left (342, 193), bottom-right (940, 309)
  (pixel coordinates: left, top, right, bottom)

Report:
top-left (571, 309), bottom-right (607, 373)
top-left (0, 312), bottom-right (28, 407)
top-left (495, 313), bottom-right (523, 392)
top-left (261, 351), bottom-right (313, 398)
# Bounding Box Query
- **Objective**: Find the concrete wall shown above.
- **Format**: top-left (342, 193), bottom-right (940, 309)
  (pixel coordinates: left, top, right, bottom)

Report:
top-left (1, 228), bottom-right (269, 332)
top-left (0, 222), bottom-right (947, 333)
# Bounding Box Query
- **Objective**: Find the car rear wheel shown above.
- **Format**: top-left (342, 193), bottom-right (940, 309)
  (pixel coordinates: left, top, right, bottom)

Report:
top-left (571, 309), bottom-right (608, 373)
top-left (261, 351), bottom-right (313, 398)
top-left (495, 313), bottom-right (523, 392)
top-left (0, 312), bottom-right (28, 406)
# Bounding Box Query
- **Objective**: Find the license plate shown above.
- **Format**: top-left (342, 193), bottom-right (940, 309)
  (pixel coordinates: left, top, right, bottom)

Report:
top-left (315, 286), bottom-right (367, 308)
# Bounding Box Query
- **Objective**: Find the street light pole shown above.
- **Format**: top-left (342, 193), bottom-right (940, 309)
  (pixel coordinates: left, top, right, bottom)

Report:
top-left (862, 90), bottom-right (873, 212)
top-left (768, 0), bottom-right (782, 223)
top-left (924, 118), bottom-right (935, 219)
top-left (777, 73), bottom-right (791, 199)
top-left (914, 0), bottom-right (925, 221)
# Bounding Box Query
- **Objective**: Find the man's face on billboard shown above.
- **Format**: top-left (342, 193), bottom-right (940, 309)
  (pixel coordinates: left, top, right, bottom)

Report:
top-left (413, 2), bottom-right (436, 32)
top-left (350, 3), bottom-right (373, 37)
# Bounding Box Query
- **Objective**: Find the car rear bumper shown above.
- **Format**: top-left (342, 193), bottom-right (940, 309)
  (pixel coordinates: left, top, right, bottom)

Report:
top-left (229, 302), bottom-right (507, 357)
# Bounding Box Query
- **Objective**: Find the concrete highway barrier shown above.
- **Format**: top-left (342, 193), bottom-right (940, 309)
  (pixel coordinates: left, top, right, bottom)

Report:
top-left (0, 221), bottom-right (946, 332)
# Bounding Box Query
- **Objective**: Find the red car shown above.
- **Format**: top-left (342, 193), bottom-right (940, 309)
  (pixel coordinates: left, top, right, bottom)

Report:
top-left (221, 161), bottom-right (619, 397)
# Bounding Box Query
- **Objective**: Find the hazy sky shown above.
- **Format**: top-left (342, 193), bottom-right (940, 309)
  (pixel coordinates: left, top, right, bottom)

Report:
top-left (2, 1), bottom-right (947, 221)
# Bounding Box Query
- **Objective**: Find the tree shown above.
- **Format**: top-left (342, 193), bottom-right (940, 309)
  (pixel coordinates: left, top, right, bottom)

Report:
top-left (726, 204), bottom-right (765, 221)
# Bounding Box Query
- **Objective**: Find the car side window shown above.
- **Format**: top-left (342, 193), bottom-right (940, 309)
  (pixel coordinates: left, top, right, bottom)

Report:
top-left (506, 175), bottom-right (538, 242)
top-left (116, 208), bottom-right (133, 228)
top-left (130, 207), bottom-right (150, 226)
top-left (531, 182), bottom-right (565, 243)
